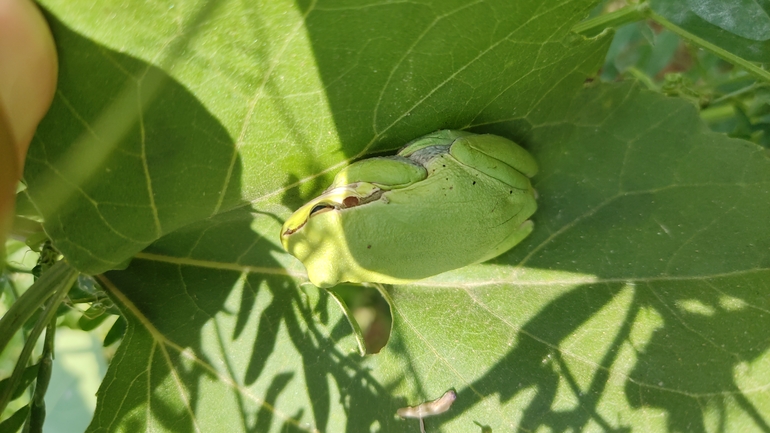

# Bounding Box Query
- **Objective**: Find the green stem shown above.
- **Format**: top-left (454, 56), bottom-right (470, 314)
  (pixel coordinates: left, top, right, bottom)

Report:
top-left (0, 261), bottom-right (74, 357)
top-left (700, 103), bottom-right (736, 123)
top-left (712, 83), bottom-right (768, 104)
top-left (23, 318), bottom-right (55, 433)
top-left (646, 9), bottom-right (770, 83)
top-left (3, 265), bottom-right (34, 275)
top-left (0, 262), bottom-right (77, 416)
top-left (625, 67), bottom-right (658, 90)
top-left (5, 276), bottom-right (21, 302)
top-left (572, 3), bottom-right (649, 36)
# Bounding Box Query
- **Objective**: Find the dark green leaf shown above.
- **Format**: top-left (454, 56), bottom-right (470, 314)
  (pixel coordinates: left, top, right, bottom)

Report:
top-left (77, 305), bottom-right (109, 331)
top-left (102, 316), bottom-right (126, 348)
top-left (0, 364), bottom-right (39, 401)
top-left (0, 405), bottom-right (29, 433)
top-left (686, 0), bottom-right (770, 41)
top-left (650, 0), bottom-right (770, 65)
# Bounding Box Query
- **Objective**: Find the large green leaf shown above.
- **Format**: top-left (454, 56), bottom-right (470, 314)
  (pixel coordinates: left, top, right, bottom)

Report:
top-left (21, 0), bottom-right (770, 432)
top-left (90, 80), bottom-right (770, 432)
top-left (25, 0), bottom-right (607, 274)
top-left (371, 81), bottom-right (770, 432)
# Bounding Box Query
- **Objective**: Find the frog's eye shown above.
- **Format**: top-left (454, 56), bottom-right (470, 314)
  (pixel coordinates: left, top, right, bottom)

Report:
top-left (309, 195), bottom-right (363, 218)
top-left (310, 203), bottom-right (339, 217)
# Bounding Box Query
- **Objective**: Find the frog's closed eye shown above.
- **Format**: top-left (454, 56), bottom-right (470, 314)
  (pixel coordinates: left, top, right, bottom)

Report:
top-left (309, 204), bottom-right (334, 216)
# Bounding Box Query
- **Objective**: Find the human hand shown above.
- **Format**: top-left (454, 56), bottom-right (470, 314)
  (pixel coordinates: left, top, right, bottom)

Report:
top-left (0, 0), bottom-right (58, 241)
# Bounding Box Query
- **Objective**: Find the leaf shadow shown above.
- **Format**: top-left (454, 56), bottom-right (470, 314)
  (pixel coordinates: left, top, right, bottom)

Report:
top-left (441, 282), bottom-right (634, 432)
top-left (625, 282), bottom-right (770, 432)
top-left (34, 10), bottom-right (393, 433)
top-left (28, 4), bottom-right (248, 274)
top-left (425, 277), bottom-right (770, 432)
top-left (100, 204), bottom-right (401, 432)
top-left (424, 83), bottom-right (770, 431)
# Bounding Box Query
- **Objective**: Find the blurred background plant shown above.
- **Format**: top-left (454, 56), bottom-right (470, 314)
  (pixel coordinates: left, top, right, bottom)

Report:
top-left (1, 0), bottom-right (768, 431)
top-left (1, 239), bottom-right (120, 432)
top-left (584, 0), bottom-right (770, 147)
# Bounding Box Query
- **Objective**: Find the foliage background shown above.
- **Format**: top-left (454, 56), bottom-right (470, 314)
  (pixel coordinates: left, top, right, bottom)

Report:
top-left (2, 0), bottom-right (770, 432)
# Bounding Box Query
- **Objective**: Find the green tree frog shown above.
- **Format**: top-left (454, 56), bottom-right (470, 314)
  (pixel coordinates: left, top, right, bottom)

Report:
top-left (281, 130), bottom-right (538, 288)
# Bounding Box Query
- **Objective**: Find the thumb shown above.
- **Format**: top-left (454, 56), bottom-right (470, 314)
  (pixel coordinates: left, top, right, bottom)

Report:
top-left (0, 0), bottom-right (58, 242)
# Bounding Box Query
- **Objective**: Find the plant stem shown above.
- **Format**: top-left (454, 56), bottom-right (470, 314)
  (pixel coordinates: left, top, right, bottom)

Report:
top-left (22, 315), bottom-right (56, 433)
top-left (23, 318), bottom-right (55, 433)
top-left (0, 262), bottom-right (77, 416)
top-left (3, 265), bottom-right (34, 275)
top-left (700, 104), bottom-right (737, 123)
top-left (625, 67), bottom-right (658, 90)
top-left (572, 3), bottom-right (649, 36)
top-left (646, 9), bottom-right (770, 83)
top-left (712, 83), bottom-right (768, 105)
top-left (0, 260), bottom-right (73, 357)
